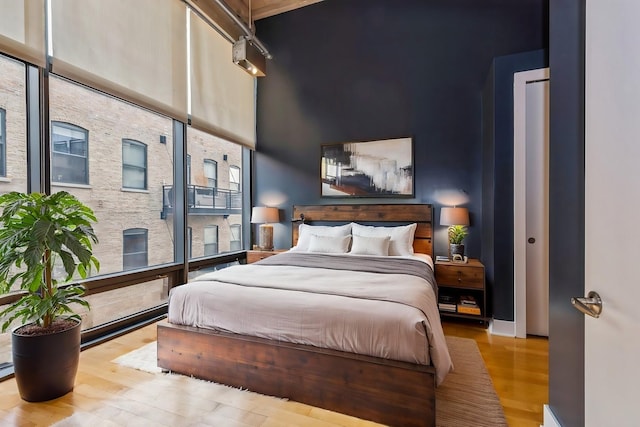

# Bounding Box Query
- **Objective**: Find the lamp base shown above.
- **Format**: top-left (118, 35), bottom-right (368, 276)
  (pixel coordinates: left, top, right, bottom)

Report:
top-left (258, 224), bottom-right (274, 251)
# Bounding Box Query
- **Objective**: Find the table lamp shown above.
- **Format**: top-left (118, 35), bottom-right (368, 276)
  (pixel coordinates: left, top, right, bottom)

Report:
top-left (251, 207), bottom-right (279, 250)
top-left (440, 206), bottom-right (470, 260)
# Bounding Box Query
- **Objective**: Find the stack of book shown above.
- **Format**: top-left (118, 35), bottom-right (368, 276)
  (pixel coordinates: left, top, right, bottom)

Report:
top-left (438, 294), bottom-right (457, 312)
top-left (457, 295), bottom-right (481, 316)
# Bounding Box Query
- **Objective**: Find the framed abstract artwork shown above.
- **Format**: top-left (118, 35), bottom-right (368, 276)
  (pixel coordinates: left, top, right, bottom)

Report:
top-left (320, 137), bottom-right (414, 197)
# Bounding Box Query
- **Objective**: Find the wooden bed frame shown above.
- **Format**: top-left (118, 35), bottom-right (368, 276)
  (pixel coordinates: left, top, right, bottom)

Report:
top-left (157, 204), bottom-right (436, 427)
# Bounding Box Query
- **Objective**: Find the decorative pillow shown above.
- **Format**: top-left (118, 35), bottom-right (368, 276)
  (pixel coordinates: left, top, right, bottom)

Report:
top-left (351, 222), bottom-right (417, 256)
top-left (349, 235), bottom-right (390, 256)
top-left (307, 234), bottom-right (351, 254)
top-left (291, 223), bottom-right (352, 252)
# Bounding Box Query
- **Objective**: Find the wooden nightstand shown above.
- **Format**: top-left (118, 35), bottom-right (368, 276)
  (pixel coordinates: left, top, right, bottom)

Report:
top-left (246, 249), bottom-right (287, 264)
top-left (435, 259), bottom-right (488, 325)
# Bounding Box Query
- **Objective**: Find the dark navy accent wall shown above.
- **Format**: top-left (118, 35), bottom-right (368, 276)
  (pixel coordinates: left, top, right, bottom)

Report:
top-left (482, 50), bottom-right (548, 321)
top-left (254, 0), bottom-right (548, 312)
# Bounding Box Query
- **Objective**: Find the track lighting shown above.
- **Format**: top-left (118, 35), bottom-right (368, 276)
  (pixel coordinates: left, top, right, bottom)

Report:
top-left (232, 37), bottom-right (266, 77)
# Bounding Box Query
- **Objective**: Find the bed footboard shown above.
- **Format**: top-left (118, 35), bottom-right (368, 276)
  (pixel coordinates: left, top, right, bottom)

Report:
top-left (157, 323), bottom-right (436, 427)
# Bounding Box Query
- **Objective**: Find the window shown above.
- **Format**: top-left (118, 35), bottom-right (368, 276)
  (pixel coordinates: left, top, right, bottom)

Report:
top-left (0, 54), bottom-right (29, 368)
top-left (0, 9), bottom-right (257, 369)
top-left (186, 154), bottom-right (191, 185)
top-left (229, 165), bottom-right (240, 192)
top-left (50, 75), bottom-right (174, 276)
top-left (187, 126), bottom-right (244, 256)
top-left (204, 159), bottom-right (217, 189)
top-left (49, 75), bottom-right (174, 332)
top-left (204, 225), bottom-right (218, 256)
top-left (123, 228), bottom-right (148, 270)
top-left (0, 108), bottom-right (5, 177)
top-left (230, 224), bottom-right (241, 251)
top-left (51, 122), bottom-right (88, 184)
top-left (122, 139), bottom-right (147, 190)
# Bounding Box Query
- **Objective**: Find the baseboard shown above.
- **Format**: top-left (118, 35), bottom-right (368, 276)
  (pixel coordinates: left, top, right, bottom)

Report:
top-left (542, 404), bottom-right (562, 427)
top-left (489, 319), bottom-right (516, 337)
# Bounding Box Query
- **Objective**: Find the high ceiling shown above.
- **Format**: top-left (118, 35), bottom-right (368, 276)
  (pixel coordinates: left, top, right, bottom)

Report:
top-left (189, 0), bottom-right (323, 44)
top-left (251, 0), bottom-right (324, 21)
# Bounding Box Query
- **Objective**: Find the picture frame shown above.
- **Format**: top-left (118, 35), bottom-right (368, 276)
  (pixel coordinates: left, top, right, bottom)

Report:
top-left (320, 137), bottom-right (414, 197)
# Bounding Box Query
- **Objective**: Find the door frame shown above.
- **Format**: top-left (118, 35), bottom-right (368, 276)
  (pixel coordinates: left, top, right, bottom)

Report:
top-left (513, 67), bottom-right (550, 338)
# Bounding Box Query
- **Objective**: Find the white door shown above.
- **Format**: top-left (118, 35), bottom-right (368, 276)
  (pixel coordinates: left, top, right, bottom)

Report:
top-left (584, 0), bottom-right (640, 425)
top-left (514, 68), bottom-right (550, 338)
top-left (525, 80), bottom-right (549, 337)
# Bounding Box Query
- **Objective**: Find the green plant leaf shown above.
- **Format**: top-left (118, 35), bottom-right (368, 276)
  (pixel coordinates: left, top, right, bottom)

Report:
top-left (0, 191), bottom-right (99, 331)
top-left (448, 225), bottom-right (468, 244)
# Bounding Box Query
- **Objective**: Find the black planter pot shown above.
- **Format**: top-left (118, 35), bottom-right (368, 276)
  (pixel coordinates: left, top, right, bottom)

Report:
top-left (12, 320), bottom-right (81, 402)
top-left (450, 244), bottom-right (465, 259)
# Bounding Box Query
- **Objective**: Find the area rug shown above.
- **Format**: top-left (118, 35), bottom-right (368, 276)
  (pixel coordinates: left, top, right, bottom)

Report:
top-left (436, 337), bottom-right (507, 427)
top-left (56, 336), bottom-right (506, 427)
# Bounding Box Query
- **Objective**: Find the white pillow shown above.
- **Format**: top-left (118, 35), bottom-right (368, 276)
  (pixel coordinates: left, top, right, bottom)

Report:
top-left (351, 222), bottom-right (417, 256)
top-left (307, 234), bottom-right (351, 254)
top-left (349, 235), bottom-right (390, 256)
top-left (291, 223), bottom-right (352, 252)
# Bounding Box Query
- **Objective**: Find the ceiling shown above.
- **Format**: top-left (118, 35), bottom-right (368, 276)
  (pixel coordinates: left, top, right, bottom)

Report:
top-left (189, 0), bottom-right (323, 43)
top-left (250, 0), bottom-right (324, 21)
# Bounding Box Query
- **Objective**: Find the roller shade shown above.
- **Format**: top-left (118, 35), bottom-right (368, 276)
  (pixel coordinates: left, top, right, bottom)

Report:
top-left (50, 0), bottom-right (187, 121)
top-left (0, 0), bottom-right (46, 66)
top-left (189, 11), bottom-right (256, 149)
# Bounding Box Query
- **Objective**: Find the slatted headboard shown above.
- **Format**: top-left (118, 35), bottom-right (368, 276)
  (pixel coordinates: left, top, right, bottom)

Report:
top-left (291, 204), bottom-right (433, 257)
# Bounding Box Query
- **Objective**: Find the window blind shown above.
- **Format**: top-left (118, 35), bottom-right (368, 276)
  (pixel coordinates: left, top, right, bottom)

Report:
top-left (189, 11), bottom-right (256, 149)
top-left (50, 0), bottom-right (188, 121)
top-left (0, 0), bottom-right (46, 66)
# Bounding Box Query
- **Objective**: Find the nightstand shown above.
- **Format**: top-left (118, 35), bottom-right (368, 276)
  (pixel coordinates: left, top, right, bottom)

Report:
top-left (246, 249), bottom-right (287, 264)
top-left (435, 259), bottom-right (488, 325)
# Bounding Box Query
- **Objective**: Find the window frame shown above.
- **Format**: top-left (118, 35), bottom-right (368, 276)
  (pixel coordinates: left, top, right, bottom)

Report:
top-left (229, 224), bottom-right (241, 251)
top-left (186, 153), bottom-right (191, 185)
top-left (204, 159), bottom-right (217, 189)
top-left (229, 165), bottom-right (240, 192)
top-left (51, 121), bottom-right (89, 185)
top-left (122, 228), bottom-right (149, 270)
top-left (204, 225), bottom-right (219, 256)
top-left (0, 108), bottom-right (5, 177)
top-left (122, 139), bottom-right (148, 190)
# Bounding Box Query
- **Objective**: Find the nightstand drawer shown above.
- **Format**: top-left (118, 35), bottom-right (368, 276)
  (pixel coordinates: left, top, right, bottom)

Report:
top-left (247, 250), bottom-right (285, 264)
top-left (435, 264), bottom-right (484, 289)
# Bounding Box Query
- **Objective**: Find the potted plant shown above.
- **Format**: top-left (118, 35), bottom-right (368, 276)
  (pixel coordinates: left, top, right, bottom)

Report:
top-left (0, 191), bottom-right (99, 402)
top-left (447, 224), bottom-right (468, 260)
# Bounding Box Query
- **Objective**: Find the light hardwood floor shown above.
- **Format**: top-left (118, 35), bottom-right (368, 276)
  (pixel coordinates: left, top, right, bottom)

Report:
top-left (0, 320), bottom-right (548, 427)
top-left (443, 321), bottom-right (548, 427)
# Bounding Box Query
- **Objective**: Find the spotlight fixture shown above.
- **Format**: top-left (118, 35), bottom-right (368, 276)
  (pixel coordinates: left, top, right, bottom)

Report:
top-left (232, 37), bottom-right (266, 77)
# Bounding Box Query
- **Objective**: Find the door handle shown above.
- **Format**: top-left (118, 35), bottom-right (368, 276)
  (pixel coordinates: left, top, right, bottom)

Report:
top-left (571, 291), bottom-right (602, 318)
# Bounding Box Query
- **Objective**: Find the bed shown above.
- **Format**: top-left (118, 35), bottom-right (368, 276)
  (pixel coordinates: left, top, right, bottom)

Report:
top-left (157, 204), bottom-right (451, 427)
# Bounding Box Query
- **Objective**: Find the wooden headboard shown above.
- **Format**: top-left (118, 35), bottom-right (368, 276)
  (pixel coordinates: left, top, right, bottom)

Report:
top-left (291, 204), bottom-right (433, 257)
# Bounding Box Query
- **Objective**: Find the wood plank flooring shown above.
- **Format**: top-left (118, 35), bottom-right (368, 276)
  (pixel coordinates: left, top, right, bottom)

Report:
top-left (442, 321), bottom-right (549, 427)
top-left (0, 320), bottom-right (548, 427)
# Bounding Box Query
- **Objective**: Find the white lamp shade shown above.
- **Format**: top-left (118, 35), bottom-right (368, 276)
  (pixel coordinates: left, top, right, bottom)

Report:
top-left (440, 207), bottom-right (470, 226)
top-left (251, 207), bottom-right (279, 224)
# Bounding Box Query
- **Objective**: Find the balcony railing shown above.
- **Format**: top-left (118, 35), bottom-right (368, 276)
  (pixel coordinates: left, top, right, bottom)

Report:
top-left (161, 185), bottom-right (242, 218)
